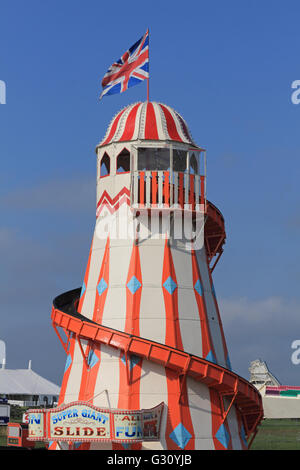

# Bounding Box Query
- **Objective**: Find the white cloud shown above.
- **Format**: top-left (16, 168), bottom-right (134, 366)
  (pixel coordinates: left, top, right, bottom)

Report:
top-left (221, 296), bottom-right (300, 327)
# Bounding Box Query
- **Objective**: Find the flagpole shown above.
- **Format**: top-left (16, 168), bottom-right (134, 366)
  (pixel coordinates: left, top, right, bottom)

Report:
top-left (147, 78), bottom-right (150, 102)
top-left (147, 28), bottom-right (150, 102)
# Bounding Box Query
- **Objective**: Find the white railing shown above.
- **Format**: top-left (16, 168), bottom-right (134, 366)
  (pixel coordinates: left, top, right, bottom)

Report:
top-left (131, 170), bottom-right (206, 210)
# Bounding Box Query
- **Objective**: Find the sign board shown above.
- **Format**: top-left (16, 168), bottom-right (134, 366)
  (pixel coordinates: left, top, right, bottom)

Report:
top-left (27, 401), bottom-right (164, 443)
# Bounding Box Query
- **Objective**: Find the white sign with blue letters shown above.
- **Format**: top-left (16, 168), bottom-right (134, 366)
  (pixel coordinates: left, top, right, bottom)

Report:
top-left (27, 401), bottom-right (164, 443)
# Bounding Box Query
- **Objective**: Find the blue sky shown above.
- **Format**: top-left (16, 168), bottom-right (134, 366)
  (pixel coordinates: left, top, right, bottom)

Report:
top-left (1, 0), bottom-right (300, 386)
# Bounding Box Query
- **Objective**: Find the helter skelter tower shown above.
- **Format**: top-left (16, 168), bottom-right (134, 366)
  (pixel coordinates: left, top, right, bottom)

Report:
top-left (51, 101), bottom-right (263, 450)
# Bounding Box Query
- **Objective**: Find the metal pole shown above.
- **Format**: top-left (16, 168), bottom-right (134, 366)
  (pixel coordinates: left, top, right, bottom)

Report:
top-left (147, 28), bottom-right (150, 101)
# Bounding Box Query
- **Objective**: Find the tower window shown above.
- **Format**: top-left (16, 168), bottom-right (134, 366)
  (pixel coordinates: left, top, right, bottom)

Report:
top-left (100, 153), bottom-right (110, 177)
top-left (117, 148), bottom-right (130, 173)
top-left (138, 147), bottom-right (170, 171)
top-left (173, 150), bottom-right (187, 172)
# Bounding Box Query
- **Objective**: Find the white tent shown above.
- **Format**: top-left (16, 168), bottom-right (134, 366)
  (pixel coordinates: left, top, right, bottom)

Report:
top-left (0, 360), bottom-right (60, 406)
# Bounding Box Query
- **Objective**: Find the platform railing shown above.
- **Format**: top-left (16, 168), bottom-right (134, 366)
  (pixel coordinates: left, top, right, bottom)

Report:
top-left (131, 170), bottom-right (206, 211)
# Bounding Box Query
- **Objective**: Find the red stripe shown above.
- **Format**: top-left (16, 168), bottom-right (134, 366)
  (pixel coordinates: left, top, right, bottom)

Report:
top-left (77, 340), bottom-right (101, 449)
top-left (119, 103), bottom-right (140, 141)
top-left (191, 250), bottom-right (216, 360)
top-left (116, 243), bottom-right (142, 450)
top-left (93, 237), bottom-right (110, 324)
top-left (97, 188), bottom-right (131, 209)
top-left (78, 340), bottom-right (91, 401)
top-left (57, 333), bottom-right (76, 406)
top-left (145, 102), bottom-right (159, 140)
top-left (164, 171), bottom-right (169, 206)
top-left (96, 187), bottom-right (131, 217)
top-left (77, 240), bottom-right (110, 425)
top-left (101, 107), bottom-right (128, 146)
top-left (78, 241), bottom-right (93, 313)
top-left (189, 175), bottom-right (195, 208)
top-left (162, 240), bottom-right (195, 449)
top-left (160, 104), bottom-right (183, 142)
top-left (162, 240), bottom-right (182, 350)
top-left (152, 171), bottom-right (157, 205)
top-left (140, 172), bottom-right (145, 205)
top-left (209, 389), bottom-right (232, 450)
top-left (75, 239), bottom-right (110, 425)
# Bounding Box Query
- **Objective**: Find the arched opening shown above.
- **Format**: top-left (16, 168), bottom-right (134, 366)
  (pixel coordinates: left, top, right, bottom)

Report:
top-left (117, 148), bottom-right (130, 173)
top-left (190, 153), bottom-right (198, 174)
top-left (100, 153), bottom-right (110, 177)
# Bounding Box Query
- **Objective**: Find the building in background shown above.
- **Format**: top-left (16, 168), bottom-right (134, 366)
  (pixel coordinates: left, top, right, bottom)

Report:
top-left (250, 359), bottom-right (300, 419)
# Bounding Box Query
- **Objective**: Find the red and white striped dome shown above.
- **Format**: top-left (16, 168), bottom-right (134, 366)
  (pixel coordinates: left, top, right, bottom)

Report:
top-left (98, 101), bottom-right (198, 148)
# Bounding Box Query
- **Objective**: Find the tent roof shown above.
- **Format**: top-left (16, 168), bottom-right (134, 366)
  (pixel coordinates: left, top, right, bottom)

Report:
top-left (0, 366), bottom-right (60, 396)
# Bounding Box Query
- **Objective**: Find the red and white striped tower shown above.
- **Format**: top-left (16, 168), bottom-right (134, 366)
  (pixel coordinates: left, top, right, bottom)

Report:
top-left (51, 102), bottom-right (263, 450)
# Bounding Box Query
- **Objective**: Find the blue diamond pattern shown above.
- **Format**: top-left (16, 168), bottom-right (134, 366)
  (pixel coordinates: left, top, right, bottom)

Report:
top-left (127, 276), bottom-right (141, 294)
top-left (80, 282), bottom-right (86, 298)
top-left (169, 423), bottom-right (192, 449)
top-left (206, 350), bottom-right (217, 364)
top-left (121, 353), bottom-right (141, 370)
top-left (64, 354), bottom-right (72, 372)
top-left (87, 350), bottom-right (99, 368)
top-left (97, 278), bottom-right (108, 296)
top-left (215, 423), bottom-right (230, 449)
top-left (163, 276), bottom-right (177, 295)
top-left (194, 279), bottom-right (203, 296)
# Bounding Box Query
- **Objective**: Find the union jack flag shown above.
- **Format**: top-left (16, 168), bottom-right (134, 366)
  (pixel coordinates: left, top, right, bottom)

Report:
top-left (100, 30), bottom-right (149, 99)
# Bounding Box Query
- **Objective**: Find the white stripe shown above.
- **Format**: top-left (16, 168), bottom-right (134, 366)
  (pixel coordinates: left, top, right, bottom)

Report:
top-left (139, 359), bottom-right (168, 450)
top-left (170, 243), bottom-right (203, 357)
top-left (62, 339), bottom-right (88, 403)
top-left (186, 377), bottom-right (215, 449)
top-left (88, 344), bottom-right (121, 450)
top-left (153, 102), bottom-right (168, 140)
top-left (91, 344), bottom-right (121, 409)
top-left (129, 102), bottom-right (143, 141)
top-left (164, 104), bottom-right (189, 143)
top-left (138, 240), bottom-right (166, 345)
top-left (101, 233), bottom-right (133, 332)
top-left (113, 103), bottom-right (135, 142)
top-left (226, 403), bottom-right (243, 449)
top-left (137, 102), bottom-right (147, 140)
